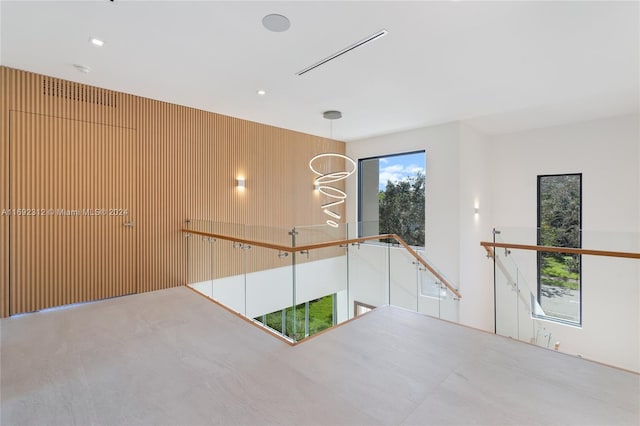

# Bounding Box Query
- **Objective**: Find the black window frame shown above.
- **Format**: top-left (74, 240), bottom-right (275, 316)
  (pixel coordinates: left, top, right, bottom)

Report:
top-left (536, 173), bottom-right (583, 326)
top-left (357, 150), bottom-right (426, 246)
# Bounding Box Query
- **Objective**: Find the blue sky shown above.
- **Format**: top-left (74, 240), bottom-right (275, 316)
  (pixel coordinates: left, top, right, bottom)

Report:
top-left (378, 152), bottom-right (425, 190)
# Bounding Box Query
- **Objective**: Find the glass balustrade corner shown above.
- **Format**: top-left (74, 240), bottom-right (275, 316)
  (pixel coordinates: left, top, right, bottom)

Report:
top-left (183, 220), bottom-right (465, 344)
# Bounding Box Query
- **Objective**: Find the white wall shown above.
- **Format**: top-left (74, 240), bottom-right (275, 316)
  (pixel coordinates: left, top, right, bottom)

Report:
top-left (346, 112), bottom-right (639, 371)
top-left (459, 123), bottom-right (494, 331)
top-left (489, 113), bottom-right (639, 372)
top-left (346, 121), bottom-right (493, 332)
top-left (346, 122), bottom-right (462, 287)
top-left (490, 114), bottom-right (639, 232)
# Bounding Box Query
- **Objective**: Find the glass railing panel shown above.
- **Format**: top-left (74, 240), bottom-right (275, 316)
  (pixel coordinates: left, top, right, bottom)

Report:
top-left (416, 251), bottom-right (459, 322)
top-left (354, 218), bottom-right (425, 247)
top-left (389, 245), bottom-right (419, 312)
top-left (244, 223), bottom-right (292, 247)
top-left (438, 286), bottom-right (460, 323)
top-left (417, 272), bottom-right (442, 318)
top-left (495, 226), bottom-right (566, 328)
top-left (491, 227), bottom-right (639, 372)
top-left (292, 223), bottom-right (348, 273)
top-left (292, 245), bottom-right (348, 340)
top-left (241, 223), bottom-right (293, 339)
top-left (353, 220), bottom-right (381, 240)
top-left (493, 241), bottom-right (520, 339)
top-left (187, 226), bottom-right (246, 315)
top-left (494, 227), bottom-right (639, 329)
top-left (186, 225), bottom-right (215, 294)
top-left (515, 267), bottom-right (537, 344)
top-left (350, 220), bottom-right (398, 245)
top-left (188, 219), bottom-right (246, 241)
top-left (493, 226), bottom-right (537, 246)
top-left (208, 238), bottom-right (245, 314)
top-left (494, 228), bottom-right (540, 335)
top-left (243, 225), bottom-right (291, 273)
top-left (244, 244), bottom-right (293, 323)
top-left (347, 240), bottom-right (389, 320)
top-left (284, 303), bottom-right (306, 341)
top-left (294, 223), bottom-right (347, 246)
top-left (185, 220), bottom-right (468, 346)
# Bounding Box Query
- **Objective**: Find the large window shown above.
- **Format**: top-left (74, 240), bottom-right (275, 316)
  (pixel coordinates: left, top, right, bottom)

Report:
top-left (255, 294), bottom-right (335, 341)
top-left (537, 173), bottom-right (582, 325)
top-left (358, 151), bottom-right (426, 246)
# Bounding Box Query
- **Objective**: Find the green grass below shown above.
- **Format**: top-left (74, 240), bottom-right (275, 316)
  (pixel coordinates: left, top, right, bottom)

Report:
top-left (257, 294), bottom-right (334, 340)
top-left (541, 256), bottom-right (580, 290)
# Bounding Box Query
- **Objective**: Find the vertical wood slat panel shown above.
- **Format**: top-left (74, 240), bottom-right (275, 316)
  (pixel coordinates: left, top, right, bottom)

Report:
top-left (0, 67), bottom-right (8, 317)
top-left (1, 66), bottom-right (346, 316)
top-left (9, 112), bottom-right (138, 314)
top-left (4, 67), bottom-right (139, 314)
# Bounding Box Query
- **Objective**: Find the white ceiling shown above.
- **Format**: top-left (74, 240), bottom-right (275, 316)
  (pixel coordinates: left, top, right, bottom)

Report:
top-left (1, 0), bottom-right (638, 141)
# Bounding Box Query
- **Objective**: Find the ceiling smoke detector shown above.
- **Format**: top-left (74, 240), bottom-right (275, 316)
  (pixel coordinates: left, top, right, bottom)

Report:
top-left (262, 14), bottom-right (291, 32)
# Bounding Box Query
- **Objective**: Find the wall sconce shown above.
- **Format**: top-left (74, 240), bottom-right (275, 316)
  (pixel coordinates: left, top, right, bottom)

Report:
top-left (236, 177), bottom-right (245, 189)
top-left (474, 207), bottom-right (479, 215)
top-left (314, 183), bottom-right (320, 191)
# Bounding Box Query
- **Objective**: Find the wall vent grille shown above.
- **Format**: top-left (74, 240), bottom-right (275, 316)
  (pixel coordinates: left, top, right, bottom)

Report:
top-left (42, 78), bottom-right (116, 107)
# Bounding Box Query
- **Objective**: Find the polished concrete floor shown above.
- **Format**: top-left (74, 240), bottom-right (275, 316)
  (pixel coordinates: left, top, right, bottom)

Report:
top-left (1, 286), bottom-right (638, 426)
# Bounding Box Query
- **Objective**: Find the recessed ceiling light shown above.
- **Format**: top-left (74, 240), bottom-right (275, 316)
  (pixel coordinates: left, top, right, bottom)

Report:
top-left (262, 14), bottom-right (290, 32)
top-left (89, 37), bottom-right (104, 47)
top-left (73, 64), bottom-right (91, 74)
top-left (257, 89), bottom-right (267, 96)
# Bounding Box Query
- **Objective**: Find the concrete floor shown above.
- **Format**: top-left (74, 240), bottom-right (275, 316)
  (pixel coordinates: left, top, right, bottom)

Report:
top-left (1, 286), bottom-right (638, 426)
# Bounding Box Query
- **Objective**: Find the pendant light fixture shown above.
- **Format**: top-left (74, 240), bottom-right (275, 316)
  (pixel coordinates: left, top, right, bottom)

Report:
top-left (309, 111), bottom-right (356, 228)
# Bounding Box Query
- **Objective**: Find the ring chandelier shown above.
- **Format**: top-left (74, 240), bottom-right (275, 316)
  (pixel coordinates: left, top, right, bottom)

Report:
top-left (309, 153), bottom-right (356, 228)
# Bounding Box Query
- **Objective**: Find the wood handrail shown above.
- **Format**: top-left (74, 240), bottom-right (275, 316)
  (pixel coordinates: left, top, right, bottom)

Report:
top-left (182, 228), bottom-right (462, 299)
top-left (392, 236), bottom-right (461, 299)
top-left (480, 241), bottom-right (640, 260)
top-left (482, 245), bottom-right (495, 260)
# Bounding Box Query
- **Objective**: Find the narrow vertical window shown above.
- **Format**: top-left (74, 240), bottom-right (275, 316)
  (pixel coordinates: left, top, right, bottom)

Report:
top-left (537, 174), bottom-right (582, 325)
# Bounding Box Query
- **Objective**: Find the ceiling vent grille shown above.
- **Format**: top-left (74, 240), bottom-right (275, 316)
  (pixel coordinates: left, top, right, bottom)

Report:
top-left (296, 29), bottom-right (388, 76)
top-left (42, 78), bottom-right (116, 107)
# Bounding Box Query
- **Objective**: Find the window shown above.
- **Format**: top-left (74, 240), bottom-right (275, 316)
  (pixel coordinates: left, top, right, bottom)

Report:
top-left (358, 151), bottom-right (426, 246)
top-left (537, 174), bottom-right (582, 325)
top-left (255, 294), bottom-right (335, 341)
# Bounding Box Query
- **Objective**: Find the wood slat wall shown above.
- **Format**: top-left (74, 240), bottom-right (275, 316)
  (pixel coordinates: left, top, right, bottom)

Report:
top-left (0, 66), bottom-right (346, 317)
top-left (1, 68), bottom-right (8, 316)
top-left (9, 113), bottom-right (139, 313)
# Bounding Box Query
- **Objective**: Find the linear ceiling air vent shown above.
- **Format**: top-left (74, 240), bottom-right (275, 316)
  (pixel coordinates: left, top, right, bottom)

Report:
top-left (42, 78), bottom-right (116, 107)
top-left (296, 29), bottom-right (388, 76)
